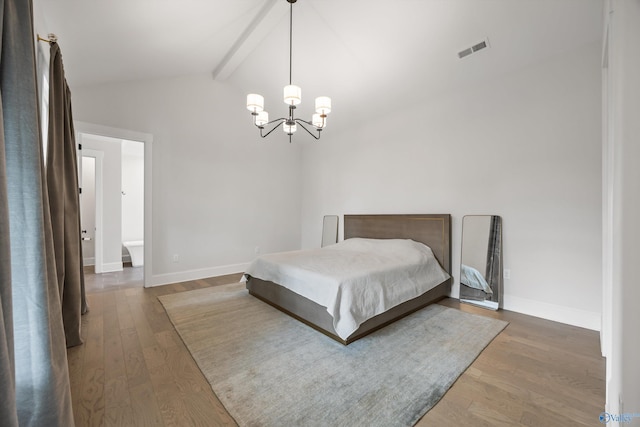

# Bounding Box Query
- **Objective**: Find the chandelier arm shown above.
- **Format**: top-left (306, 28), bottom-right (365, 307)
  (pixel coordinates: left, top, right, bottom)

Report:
top-left (294, 119), bottom-right (321, 140)
top-left (260, 117), bottom-right (289, 126)
top-left (257, 118), bottom-right (287, 138)
top-left (295, 118), bottom-right (314, 126)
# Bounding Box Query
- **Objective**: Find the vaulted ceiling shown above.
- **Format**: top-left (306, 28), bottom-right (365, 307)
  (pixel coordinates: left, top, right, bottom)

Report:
top-left (35, 0), bottom-right (603, 120)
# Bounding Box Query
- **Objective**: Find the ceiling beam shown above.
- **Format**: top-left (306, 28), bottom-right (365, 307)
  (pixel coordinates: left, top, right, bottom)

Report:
top-left (212, 0), bottom-right (286, 81)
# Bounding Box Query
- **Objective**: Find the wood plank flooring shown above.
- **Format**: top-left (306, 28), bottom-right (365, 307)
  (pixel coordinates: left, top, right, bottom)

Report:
top-left (69, 269), bottom-right (605, 426)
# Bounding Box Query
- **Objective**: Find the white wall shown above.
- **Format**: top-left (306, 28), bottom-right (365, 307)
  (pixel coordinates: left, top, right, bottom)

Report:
top-left (300, 42), bottom-right (603, 330)
top-left (121, 140), bottom-right (144, 244)
top-left (617, 0), bottom-right (640, 417)
top-left (81, 134), bottom-right (123, 272)
top-left (71, 74), bottom-right (303, 284)
top-left (604, 0), bottom-right (640, 421)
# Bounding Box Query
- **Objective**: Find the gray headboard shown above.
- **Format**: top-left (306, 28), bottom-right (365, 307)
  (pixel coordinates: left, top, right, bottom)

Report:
top-left (343, 214), bottom-right (451, 274)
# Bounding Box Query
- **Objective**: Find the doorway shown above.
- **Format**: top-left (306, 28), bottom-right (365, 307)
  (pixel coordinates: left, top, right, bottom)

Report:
top-left (75, 121), bottom-right (153, 288)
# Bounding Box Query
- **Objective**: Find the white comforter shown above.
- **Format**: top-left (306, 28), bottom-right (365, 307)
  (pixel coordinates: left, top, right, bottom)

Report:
top-left (460, 264), bottom-right (493, 294)
top-left (243, 238), bottom-right (450, 340)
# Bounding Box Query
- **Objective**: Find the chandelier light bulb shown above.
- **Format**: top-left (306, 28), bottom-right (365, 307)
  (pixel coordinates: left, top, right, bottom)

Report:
top-left (312, 113), bottom-right (326, 128)
top-left (283, 122), bottom-right (297, 134)
top-left (255, 111), bottom-right (269, 127)
top-left (246, 94), bottom-right (264, 113)
top-left (283, 85), bottom-right (302, 106)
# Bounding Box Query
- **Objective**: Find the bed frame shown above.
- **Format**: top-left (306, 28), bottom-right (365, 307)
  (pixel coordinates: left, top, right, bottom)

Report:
top-left (246, 214), bottom-right (452, 345)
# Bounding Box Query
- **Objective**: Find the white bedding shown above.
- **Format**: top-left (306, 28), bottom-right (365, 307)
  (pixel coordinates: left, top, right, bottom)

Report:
top-left (242, 238), bottom-right (450, 340)
top-left (460, 264), bottom-right (493, 294)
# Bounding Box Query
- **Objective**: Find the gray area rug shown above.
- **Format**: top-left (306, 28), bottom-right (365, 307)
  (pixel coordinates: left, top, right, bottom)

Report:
top-left (159, 283), bottom-right (508, 427)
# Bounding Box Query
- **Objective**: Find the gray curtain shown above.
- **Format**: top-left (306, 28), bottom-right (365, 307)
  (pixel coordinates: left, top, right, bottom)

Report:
top-left (0, 41), bottom-right (18, 427)
top-left (0, 0), bottom-right (76, 425)
top-left (46, 42), bottom-right (87, 348)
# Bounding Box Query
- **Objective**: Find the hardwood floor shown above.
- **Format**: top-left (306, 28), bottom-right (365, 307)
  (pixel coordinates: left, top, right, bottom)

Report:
top-left (70, 271), bottom-right (605, 426)
top-left (420, 300), bottom-right (604, 426)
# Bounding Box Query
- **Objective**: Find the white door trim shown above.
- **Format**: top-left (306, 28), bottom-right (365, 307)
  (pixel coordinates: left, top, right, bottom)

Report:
top-left (81, 149), bottom-right (104, 273)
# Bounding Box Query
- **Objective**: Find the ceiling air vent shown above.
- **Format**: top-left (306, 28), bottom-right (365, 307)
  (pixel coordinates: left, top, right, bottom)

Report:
top-left (458, 38), bottom-right (490, 59)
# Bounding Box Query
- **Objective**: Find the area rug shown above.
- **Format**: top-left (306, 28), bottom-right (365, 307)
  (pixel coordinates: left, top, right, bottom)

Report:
top-left (159, 283), bottom-right (508, 427)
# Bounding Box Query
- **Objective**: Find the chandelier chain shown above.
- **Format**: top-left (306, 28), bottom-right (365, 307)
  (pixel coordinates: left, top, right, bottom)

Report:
top-left (289, 0), bottom-right (293, 85)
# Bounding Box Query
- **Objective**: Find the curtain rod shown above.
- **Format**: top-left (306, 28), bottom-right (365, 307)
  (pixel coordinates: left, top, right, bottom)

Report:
top-left (37, 33), bottom-right (58, 43)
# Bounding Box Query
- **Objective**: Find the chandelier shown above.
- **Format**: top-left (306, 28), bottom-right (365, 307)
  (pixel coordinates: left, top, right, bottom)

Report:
top-left (246, 0), bottom-right (331, 142)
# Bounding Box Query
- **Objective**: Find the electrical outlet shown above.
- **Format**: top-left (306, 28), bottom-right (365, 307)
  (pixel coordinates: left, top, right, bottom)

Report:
top-left (503, 269), bottom-right (511, 280)
top-left (172, 254), bottom-right (179, 263)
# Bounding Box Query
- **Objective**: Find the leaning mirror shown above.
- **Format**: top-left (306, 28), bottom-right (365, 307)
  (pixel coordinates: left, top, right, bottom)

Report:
top-left (460, 215), bottom-right (502, 310)
top-left (321, 215), bottom-right (339, 247)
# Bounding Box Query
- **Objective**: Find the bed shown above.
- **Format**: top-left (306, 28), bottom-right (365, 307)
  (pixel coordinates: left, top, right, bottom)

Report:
top-left (244, 214), bottom-right (452, 344)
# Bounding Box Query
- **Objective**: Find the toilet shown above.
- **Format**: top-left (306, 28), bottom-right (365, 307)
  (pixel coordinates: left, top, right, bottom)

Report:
top-left (122, 240), bottom-right (144, 267)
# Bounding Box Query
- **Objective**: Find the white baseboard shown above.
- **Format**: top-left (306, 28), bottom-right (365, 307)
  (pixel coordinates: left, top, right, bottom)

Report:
top-left (83, 257), bottom-right (95, 267)
top-left (503, 294), bottom-right (601, 331)
top-left (148, 262), bottom-right (250, 288)
top-left (100, 262), bottom-right (124, 273)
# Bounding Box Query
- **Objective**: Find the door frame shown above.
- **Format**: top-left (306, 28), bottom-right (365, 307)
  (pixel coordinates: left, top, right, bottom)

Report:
top-left (81, 149), bottom-right (104, 272)
top-left (75, 121), bottom-right (153, 287)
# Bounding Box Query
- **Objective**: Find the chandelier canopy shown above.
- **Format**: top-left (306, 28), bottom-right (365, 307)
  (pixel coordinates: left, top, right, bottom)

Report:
top-left (246, 0), bottom-right (331, 142)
